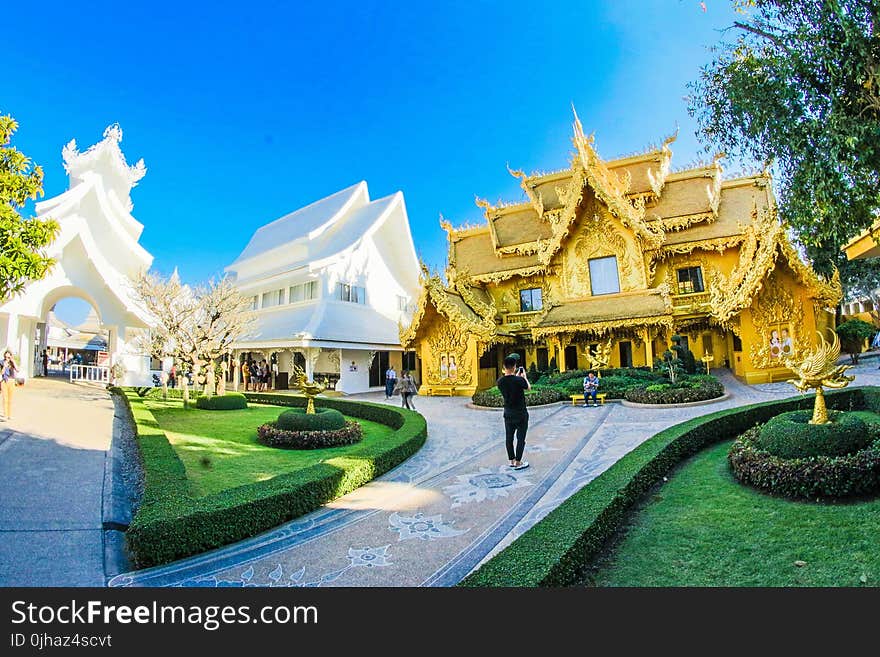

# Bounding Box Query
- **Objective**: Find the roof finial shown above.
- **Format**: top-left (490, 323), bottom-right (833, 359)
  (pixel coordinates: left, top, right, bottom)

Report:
top-left (103, 123), bottom-right (123, 143)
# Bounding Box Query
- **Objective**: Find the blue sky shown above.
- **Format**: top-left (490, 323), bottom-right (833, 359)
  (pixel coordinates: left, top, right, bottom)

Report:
top-left (5, 0), bottom-right (744, 324)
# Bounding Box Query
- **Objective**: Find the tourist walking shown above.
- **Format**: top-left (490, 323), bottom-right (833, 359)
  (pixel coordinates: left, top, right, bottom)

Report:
top-left (1, 350), bottom-right (18, 420)
top-left (497, 354), bottom-right (530, 470)
top-left (385, 366), bottom-right (397, 399)
top-left (168, 364), bottom-right (177, 389)
top-left (41, 350), bottom-right (49, 377)
top-left (583, 371), bottom-right (600, 407)
top-left (395, 370), bottom-right (418, 410)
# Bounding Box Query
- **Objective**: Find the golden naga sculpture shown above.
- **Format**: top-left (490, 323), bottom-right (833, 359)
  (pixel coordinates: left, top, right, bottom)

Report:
top-left (586, 339), bottom-right (613, 373)
top-left (781, 330), bottom-right (854, 425)
top-left (291, 364), bottom-right (326, 415)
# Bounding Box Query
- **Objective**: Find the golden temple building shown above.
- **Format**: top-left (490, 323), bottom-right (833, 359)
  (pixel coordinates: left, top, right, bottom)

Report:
top-left (400, 113), bottom-right (841, 395)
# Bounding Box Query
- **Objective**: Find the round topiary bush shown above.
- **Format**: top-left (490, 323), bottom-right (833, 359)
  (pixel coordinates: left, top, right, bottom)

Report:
top-left (195, 393), bottom-right (248, 410)
top-left (257, 419), bottom-right (363, 449)
top-left (755, 410), bottom-right (871, 459)
top-left (729, 426), bottom-right (880, 499)
top-left (275, 407), bottom-right (346, 432)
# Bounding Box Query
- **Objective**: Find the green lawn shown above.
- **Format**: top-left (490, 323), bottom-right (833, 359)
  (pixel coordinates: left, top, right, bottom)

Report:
top-left (144, 398), bottom-right (395, 496)
top-left (588, 438), bottom-right (880, 587)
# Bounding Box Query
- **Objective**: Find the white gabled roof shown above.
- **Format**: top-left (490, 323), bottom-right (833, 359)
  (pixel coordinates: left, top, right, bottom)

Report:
top-left (236, 301), bottom-right (401, 347)
top-left (231, 181), bottom-right (370, 266)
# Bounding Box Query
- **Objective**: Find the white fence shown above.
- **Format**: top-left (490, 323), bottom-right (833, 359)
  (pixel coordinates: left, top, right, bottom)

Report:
top-left (69, 363), bottom-right (109, 384)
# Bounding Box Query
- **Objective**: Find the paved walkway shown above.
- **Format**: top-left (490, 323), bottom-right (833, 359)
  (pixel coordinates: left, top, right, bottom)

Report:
top-left (0, 377), bottom-right (114, 586)
top-left (107, 362), bottom-right (880, 588)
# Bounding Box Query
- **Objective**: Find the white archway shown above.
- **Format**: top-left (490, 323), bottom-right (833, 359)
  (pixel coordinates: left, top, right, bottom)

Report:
top-left (0, 125), bottom-right (154, 384)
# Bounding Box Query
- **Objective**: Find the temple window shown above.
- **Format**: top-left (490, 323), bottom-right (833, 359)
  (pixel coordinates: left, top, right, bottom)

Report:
top-left (589, 256), bottom-right (620, 295)
top-left (676, 266), bottom-right (705, 294)
top-left (251, 296), bottom-right (259, 310)
top-left (397, 295), bottom-right (409, 311)
top-left (338, 283), bottom-right (366, 304)
top-left (289, 281), bottom-right (318, 304)
top-left (519, 288), bottom-right (543, 312)
top-left (261, 288), bottom-right (284, 308)
top-left (732, 334), bottom-right (743, 351)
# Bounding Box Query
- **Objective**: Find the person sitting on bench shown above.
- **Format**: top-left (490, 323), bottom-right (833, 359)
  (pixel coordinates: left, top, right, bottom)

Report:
top-left (583, 371), bottom-right (600, 407)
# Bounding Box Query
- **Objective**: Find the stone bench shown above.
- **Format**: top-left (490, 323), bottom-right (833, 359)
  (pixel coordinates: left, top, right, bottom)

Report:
top-left (570, 393), bottom-right (607, 406)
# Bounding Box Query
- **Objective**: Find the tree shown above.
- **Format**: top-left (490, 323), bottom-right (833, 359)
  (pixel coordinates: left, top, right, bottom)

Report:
top-left (0, 114), bottom-right (59, 301)
top-left (836, 318), bottom-right (876, 363)
top-left (670, 334), bottom-right (698, 374)
top-left (688, 1), bottom-right (880, 275)
top-left (134, 271), bottom-right (256, 404)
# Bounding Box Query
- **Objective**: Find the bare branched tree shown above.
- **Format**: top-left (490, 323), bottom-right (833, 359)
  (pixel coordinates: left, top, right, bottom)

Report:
top-left (133, 271), bottom-right (256, 404)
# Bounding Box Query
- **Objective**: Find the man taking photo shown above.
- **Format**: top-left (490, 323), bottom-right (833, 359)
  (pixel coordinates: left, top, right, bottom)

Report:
top-left (497, 354), bottom-right (531, 470)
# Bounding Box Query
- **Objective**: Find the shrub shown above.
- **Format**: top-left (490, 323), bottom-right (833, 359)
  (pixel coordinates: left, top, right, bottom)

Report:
top-left (755, 410), bottom-right (871, 458)
top-left (194, 393), bottom-right (248, 410)
top-left (624, 375), bottom-right (723, 404)
top-left (459, 386), bottom-right (871, 587)
top-left (257, 420), bottom-right (363, 449)
top-left (671, 334), bottom-right (698, 374)
top-left (542, 367), bottom-right (656, 386)
top-left (729, 426), bottom-right (880, 499)
top-left (276, 407), bottom-right (345, 431)
top-left (836, 319), bottom-right (876, 364)
top-left (471, 386), bottom-right (566, 407)
top-left (118, 389), bottom-right (426, 568)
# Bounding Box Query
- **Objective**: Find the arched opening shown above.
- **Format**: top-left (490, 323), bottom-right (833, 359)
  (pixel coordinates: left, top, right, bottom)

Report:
top-left (38, 296), bottom-right (109, 378)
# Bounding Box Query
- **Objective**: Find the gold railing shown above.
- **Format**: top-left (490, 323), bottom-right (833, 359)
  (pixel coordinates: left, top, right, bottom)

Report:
top-left (502, 310), bottom-right (542, 327)
top-left (671, 291), bottom-right (711, 312)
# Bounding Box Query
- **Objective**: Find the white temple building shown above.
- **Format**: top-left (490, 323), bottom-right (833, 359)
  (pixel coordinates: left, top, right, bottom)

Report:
top-left (226, 181), bottom-right (421, 394)
top-left (0, 125), bottom-right (154, 384)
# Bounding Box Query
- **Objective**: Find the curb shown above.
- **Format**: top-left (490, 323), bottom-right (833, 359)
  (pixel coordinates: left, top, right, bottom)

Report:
top-left (620, 392), bottom-right (731, 409)
top-left (102, 397), bottom-right (135, 581)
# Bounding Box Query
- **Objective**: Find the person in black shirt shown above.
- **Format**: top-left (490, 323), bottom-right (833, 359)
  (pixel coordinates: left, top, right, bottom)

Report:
top-left (497, 354), bottom-right (531, 470)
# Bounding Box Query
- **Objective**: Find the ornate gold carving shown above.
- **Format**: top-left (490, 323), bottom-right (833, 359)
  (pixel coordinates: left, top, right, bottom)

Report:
top-left (400, 274), bottom-right (498, 347)
top-left (747, 272), bottom-right (806, 368)
top-left (782, 330), bottom-right (854, 425)
top-left (470, 265), bottom-right (547, 285)
top-left (531, 314), bottom-right (674, 340)
top-left (585, 339), bottom-right (612, 371)
top-left (651, 234), bottom-right (746, 259)
top-left (708, 207), bottom-right (841, 329)
top-left (650, 212), bottom-right (716, 232)
top-left (424, 324), bottom-right (473, 386)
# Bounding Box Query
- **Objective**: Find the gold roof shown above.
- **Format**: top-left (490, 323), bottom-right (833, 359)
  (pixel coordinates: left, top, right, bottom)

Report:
top-left (648, 174), bottom-right (717, 220)
top-left (451, 231), bottom-right (541, 277)
top-left (491, 206), bottom-right (552, 248)
top-left (534, 290), bottom-right (669, 328)
top-left (659, 180), bottom-right (768, 247)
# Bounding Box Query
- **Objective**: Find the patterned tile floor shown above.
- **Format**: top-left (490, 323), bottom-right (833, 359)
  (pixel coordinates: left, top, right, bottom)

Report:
top-left (103, 360), bottom-right (880, 587)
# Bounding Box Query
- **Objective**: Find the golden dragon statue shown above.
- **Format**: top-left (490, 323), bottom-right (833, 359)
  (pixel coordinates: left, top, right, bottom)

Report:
top-left (291, 364), bottom-right (326, 414)
top-left (781, 329), bottom-right (854, 425)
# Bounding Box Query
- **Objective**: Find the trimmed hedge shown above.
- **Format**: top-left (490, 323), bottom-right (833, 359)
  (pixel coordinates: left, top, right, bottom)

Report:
top-left (276, 407), bottom-right (346, 431)
top-left (623, 375), bottom-right (724, 404)
top-left (257, 420), bottom-right (363, 449)
top-left (145, 387), bottom-right (203, 401)
top-left (459, 386), bottom-right (873, 587)
top-left (540, 367), bottom-right (656, 386)
top-left (755, 410), bottom-right (871, 459)
top-left (117, 389), bottom-right (426, 568)
top-left (471, 386), bottom-right (567, 408)
top-left (729, 425), bottom-right (880, 499)
top-left (194, 393), bottom-right (248, 410)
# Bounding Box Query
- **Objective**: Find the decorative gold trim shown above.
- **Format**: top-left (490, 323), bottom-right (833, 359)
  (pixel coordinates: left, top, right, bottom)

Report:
top-left (650, 211), bottom-right (717, 232)
top-left (708, 207), bottom-right (841, 328)
top-left (400, 274), bottom-right (500, 347)
top-left (651, 234), bottom-right (746, 258)
top-left (531, 314), bottom-right (674, 340)
top-left (470, 265), bottom-right (548, 285)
